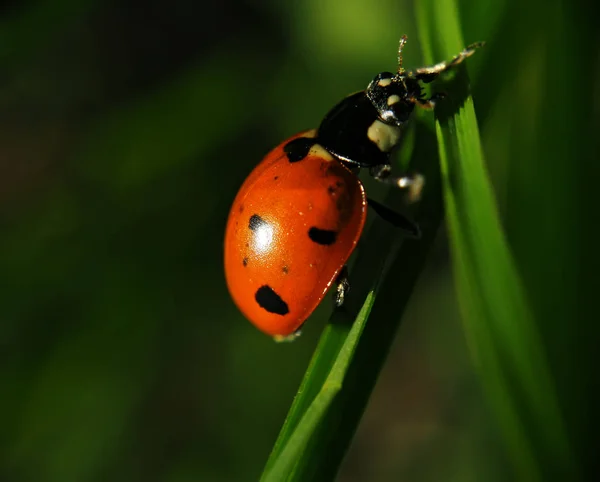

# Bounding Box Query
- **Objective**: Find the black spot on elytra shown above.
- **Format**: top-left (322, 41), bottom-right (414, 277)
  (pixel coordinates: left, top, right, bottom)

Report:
top-left (249, 214), bottom-right (267, 231)
top-left (255, 285), bottom-right (289, 315)
top-left (308, 227), bottom-right (337, 245)
top-left (336, 196), bottom-right (348, 212)
top-left (282, 266), bottom-right (289, 274)
top-left (238, 204), bottom-right (244, 213)
top-left (274, 176), bottom-right (279, 181)
top-left (328, 181), bottom-right (345, 195)
top-left (243, 257), bottom-right (248, 267)
top-left (284, 137), bottom-right (315, 163)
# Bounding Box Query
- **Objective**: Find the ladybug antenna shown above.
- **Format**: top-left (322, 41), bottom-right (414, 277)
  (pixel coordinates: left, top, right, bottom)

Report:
top-left (397, 35), bottom-right (408, 75)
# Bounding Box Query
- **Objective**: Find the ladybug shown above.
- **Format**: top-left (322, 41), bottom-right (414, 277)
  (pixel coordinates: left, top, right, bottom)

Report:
top-left (224, 36), bottom-right (483, 341)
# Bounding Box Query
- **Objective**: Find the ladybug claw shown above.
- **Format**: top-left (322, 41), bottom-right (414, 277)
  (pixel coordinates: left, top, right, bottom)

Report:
top-left (334, 266), bottom-right (350, 307)
top-left (370, 165), bottom-right (425, 203)
top-left (273, 330), bottom-right (302, 343)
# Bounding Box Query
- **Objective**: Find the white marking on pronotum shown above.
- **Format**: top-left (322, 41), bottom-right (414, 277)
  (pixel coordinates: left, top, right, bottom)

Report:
top-left (378, 78), bottom-right (392, 87)
top-left (367, 120), bottom-right (401, 152)
top-left (387, 94), bottom-right (400, 106)
top-left (309, 143), bottom-right (334, 162)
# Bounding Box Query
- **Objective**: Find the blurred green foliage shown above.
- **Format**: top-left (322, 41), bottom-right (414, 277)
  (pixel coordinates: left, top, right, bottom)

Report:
top-left (0, 0), bottom-right (598, 481)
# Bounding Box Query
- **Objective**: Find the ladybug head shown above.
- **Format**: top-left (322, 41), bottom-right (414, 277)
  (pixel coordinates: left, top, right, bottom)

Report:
top-left (366, 72), bottom-right (421, 127)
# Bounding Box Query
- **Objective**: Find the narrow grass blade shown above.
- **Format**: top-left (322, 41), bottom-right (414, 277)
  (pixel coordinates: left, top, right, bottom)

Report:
top-left (262, 290), bottom-right (376, 482)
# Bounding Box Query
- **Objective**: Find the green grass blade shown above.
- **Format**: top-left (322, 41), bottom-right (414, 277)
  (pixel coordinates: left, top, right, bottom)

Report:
top-left (261, 224), bottom-right (397, 479)
top-left (416, 0), bottom-right (575, 479)
top-left (262, 290), bottom-right (376, 482)
top-left (261, 117), bottom-right (444, 481)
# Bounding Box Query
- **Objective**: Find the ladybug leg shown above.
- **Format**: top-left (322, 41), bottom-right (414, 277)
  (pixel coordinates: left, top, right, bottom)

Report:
top-left (292, 323), bottom-right (305, 338)
top-left (370, 165), bottom-right (424, 203)
top-left (333, 266), bottom-right (350, 307)
top-left (408, 41), bottom-right (485, 83)
top-left (273, 328), bottom-right (303, 343)
top-left (412, 92), bottom-right (446, 110)
top-left (368, 198), bottom-right (420, 238)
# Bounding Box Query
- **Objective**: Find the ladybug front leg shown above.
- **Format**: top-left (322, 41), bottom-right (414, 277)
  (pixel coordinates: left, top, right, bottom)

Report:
top-left (369, 165), bottom-right (424, 203)
top-left (407, 41), bottom-right (485, 83)
top-left (333, 266), bottom-right (350, 307)
top-left (412, 92), bottom-right (446, 110)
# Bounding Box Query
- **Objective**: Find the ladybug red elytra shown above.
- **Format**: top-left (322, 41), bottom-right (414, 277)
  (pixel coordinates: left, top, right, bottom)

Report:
top-left (224, 36), bottom-right (483, 341)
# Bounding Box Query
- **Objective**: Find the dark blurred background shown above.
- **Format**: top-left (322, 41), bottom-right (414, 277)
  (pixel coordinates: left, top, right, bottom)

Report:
top-left (1, 0), bottom-right (597, 481)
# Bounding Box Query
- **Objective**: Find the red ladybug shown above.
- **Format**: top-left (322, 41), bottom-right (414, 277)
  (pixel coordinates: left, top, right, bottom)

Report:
top-left (224, 36), bottom-right (483, 341)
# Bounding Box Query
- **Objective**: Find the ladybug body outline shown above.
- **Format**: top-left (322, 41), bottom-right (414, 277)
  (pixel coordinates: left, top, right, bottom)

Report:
top-left (224, 36), bottom-right (483, 340)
